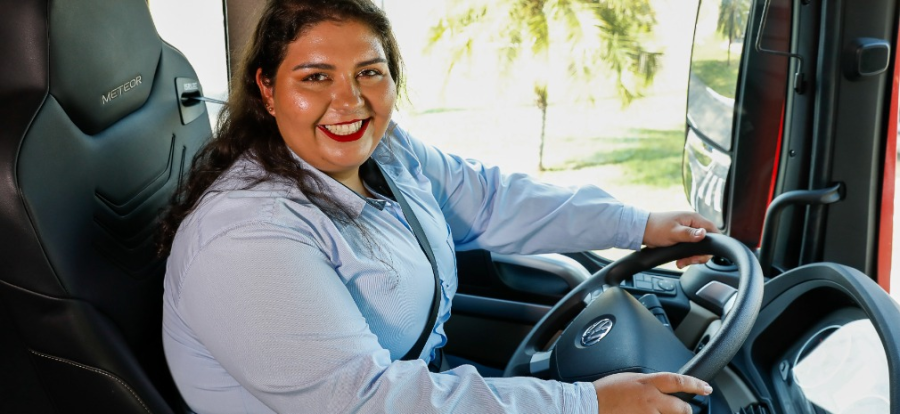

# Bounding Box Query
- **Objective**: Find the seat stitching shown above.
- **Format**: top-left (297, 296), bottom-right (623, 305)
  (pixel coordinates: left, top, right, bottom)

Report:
top-left (30, 350), bottom-right (153, 414)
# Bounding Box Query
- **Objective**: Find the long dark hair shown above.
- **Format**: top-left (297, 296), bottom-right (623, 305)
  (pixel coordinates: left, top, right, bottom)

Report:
top-left (158, 0), bottom-right (404, 256)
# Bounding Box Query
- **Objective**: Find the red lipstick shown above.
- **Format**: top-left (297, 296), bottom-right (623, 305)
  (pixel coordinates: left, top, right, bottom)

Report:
top-left (318, 119), bottom-right (370, 143)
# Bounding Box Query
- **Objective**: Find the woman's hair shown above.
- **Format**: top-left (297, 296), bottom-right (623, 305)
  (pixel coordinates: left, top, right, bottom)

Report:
top-left (157, 0), bottom-right (404, 256)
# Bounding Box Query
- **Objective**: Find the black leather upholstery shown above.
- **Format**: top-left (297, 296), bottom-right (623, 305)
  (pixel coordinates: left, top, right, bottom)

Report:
top-left (49, 0), bottom-right (162, 135)
top-left (0, 0), bottom-right (210, 412)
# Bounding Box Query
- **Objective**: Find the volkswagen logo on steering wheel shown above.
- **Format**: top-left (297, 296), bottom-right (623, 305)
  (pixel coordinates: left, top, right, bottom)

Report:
top-left (581, 318), bottom-right (614, 346)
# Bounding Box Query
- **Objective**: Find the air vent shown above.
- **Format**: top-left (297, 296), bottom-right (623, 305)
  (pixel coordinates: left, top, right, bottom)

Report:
top-left (737, 402), bottom-right (770, 414)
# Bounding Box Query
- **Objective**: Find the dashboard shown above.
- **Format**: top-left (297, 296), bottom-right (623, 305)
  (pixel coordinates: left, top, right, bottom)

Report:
top-left (448, 249), bottom-right (896, 414)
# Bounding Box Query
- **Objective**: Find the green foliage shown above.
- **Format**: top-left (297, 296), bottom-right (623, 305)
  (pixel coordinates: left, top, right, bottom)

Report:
top-left (426, 0), bottom-right (661, 106)
top-left (426, 0), bottom-right (663, 170)
top-left (546, 128), bottom-right (684, 187)
top-left (716, 0), bottom-right (750, 40)
top-left (716, 0), bottom-right (751, 64)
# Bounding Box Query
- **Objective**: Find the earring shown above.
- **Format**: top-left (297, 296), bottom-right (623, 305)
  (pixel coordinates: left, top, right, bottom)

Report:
top-left (265, 104), bottom-right (273, 112)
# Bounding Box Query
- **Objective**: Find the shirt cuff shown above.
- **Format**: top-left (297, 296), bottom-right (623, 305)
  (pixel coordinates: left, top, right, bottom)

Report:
top-left (615, 205), bottom-right (650, 251)
top-left (567, 381), bottom-right (599, 414)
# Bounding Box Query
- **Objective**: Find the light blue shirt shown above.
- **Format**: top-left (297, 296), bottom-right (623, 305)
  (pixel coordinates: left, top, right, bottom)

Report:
top-left (162, 123), bottom-right (649, 413)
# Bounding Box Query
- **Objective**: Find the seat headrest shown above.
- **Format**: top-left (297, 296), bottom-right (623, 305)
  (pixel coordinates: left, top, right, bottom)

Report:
top-left (49, 0), bottom-right (162, 135)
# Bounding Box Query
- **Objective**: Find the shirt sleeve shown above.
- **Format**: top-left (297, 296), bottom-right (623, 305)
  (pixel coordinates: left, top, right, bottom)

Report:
top-left (177, 223), bottom-right (599, 414)
top-left (390, 126), bottom-right (650, 253)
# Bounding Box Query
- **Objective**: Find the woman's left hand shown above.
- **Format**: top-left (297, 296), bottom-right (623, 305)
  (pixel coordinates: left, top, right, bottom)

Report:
top-left (642, 211), bottom-right (720, 269)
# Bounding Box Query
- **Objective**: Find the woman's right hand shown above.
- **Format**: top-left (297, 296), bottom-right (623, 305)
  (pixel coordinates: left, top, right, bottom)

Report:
top-left (593, 372), bottom-right (713, 413)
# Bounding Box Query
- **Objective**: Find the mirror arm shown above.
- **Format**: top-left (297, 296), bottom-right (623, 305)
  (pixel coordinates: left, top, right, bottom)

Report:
top-left (756, 0), bottom-right (807, 93)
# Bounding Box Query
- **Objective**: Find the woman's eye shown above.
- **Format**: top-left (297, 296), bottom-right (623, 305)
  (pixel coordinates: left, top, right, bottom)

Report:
top-left (358, 69), bottom-right (383, 78)
top-left (303, 73), bottom-right (329, 82)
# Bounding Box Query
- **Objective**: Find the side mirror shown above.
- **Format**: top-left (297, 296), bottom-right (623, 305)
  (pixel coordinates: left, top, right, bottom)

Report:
top-left (682, 0), bottom-right (753, 230)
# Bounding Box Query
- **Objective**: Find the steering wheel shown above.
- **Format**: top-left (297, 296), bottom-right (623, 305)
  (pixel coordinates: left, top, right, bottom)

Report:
top-left (503, 234), bottom-right (764, 385)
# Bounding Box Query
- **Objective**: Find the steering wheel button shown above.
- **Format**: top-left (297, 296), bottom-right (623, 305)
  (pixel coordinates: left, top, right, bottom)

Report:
top-left (635, 280), bottom-right (653, 290)
top-left (655, 279), bottom-right (676, 291)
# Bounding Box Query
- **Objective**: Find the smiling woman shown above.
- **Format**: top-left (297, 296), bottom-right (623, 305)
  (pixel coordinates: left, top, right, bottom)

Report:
top-left (156, 1), bottom-right (717, 413)
top-left (255, 19), bottom-right (397, 191)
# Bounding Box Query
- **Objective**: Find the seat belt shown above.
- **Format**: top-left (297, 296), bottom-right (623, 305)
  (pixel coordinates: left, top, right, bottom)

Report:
top-left (365, 160), bottom-right (442, 363)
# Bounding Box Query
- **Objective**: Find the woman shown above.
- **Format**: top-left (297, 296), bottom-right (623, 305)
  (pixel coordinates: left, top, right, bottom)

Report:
top-left (160, 0), bottom-right (716, 412)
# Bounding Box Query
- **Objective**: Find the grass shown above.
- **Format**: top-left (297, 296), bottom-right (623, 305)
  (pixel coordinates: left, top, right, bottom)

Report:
top-left (544, 129), bottom-right (685, 187)
top-left (691, 59), bottom-right (740, 98)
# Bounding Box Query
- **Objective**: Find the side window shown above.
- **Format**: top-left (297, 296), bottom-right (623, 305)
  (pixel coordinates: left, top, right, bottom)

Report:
top-left (148, 0), bottom-right (229, 128)
top-left (384, 1), bottom-right (699, 264)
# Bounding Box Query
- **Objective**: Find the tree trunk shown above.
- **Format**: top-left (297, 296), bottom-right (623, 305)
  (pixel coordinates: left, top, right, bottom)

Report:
top-left (535, 84), bottom-right (549, 171)
top-left (538, 105), bottom-right (548, 171)
top-left (727, 8), bottom-right (735, 65)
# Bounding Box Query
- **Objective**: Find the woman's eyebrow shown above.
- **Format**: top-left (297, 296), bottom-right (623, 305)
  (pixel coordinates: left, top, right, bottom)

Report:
top-left (291, 58), bottom-right (387, 72)
top-left (356, 57), bottom-right (387, 67)
top-left (292, 62), bottom-right (335, 71)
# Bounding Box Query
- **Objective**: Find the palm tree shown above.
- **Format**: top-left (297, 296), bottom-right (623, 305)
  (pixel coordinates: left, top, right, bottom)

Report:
top-left (717, 0), bottom-right (751, 65)
top-left (426, 0), bottom-right (660, 171)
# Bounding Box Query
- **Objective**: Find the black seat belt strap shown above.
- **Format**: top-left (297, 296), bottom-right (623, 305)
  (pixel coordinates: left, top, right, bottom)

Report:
top-left (372, 162), bottom-right (442, 363)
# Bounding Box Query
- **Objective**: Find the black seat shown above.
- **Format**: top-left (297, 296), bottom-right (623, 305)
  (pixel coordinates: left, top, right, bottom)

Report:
top-left (0, 0), bottom-right (210, 412)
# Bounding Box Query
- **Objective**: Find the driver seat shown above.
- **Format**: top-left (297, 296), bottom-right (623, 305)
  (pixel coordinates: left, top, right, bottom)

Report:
top-left (0, 0), bottom-right (209, 412)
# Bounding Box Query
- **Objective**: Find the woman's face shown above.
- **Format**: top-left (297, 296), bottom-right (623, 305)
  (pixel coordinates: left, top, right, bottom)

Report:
top-left (257, 20), bottom-right (396, 182)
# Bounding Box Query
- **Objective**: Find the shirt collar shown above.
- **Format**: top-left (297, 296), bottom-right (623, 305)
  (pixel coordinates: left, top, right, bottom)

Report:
top-left (286, 143), bottom-right (396, 219)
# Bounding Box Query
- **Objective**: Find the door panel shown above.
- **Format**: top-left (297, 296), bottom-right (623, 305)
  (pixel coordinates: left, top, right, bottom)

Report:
top-left (447, 250), bottom-right (588, 368)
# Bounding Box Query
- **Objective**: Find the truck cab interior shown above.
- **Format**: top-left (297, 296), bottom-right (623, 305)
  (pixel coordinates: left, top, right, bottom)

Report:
top-left (1, 0), bottom-right (899, 413)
